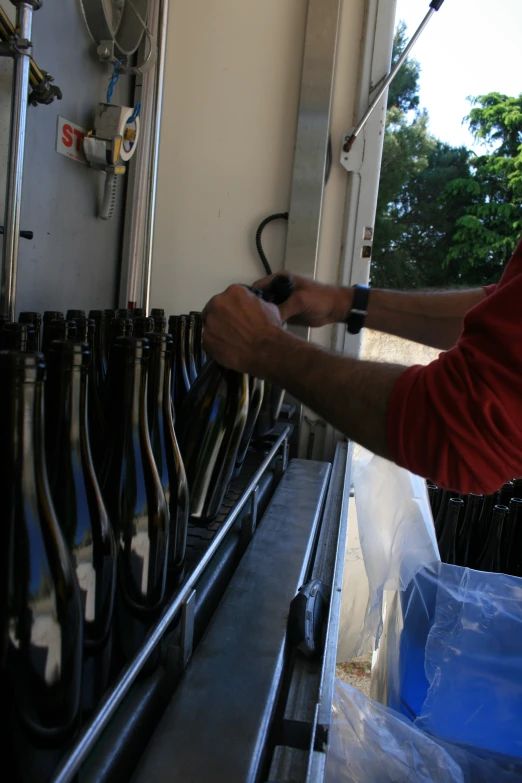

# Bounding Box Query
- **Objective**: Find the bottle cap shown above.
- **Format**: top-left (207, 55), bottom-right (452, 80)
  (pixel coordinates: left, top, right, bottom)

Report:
top-left (66, 309), bottom-right (86, 320)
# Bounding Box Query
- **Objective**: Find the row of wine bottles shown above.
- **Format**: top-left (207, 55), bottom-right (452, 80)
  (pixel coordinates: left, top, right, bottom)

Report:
top-left (429, 479), bottom-right (522, 575)
top-left (1, 280), bottom-right (292, 778)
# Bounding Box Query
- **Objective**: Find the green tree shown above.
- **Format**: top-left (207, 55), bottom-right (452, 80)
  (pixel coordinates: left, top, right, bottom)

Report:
top-left (445, 92), bottom-right (522, 283)
top-left (371, 23), bottom-right (471, 289)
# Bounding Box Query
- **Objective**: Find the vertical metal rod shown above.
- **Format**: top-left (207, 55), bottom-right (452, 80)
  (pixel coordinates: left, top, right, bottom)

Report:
top-left (121, 0), bottom-right (160, 307)
top-left (1, 2), bottom-right (33, 319)
top-left (142, 0), bottom-right (168, 313)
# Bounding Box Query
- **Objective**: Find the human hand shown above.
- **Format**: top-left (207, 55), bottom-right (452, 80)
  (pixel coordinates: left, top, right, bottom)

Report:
top-left (202, 284), bottom-right (284, 376)
top-left (253, 272), bottom-right (352, 327)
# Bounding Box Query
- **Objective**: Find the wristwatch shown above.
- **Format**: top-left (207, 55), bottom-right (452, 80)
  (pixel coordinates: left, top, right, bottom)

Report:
top-left (346, 284), bottom-right (370, 334)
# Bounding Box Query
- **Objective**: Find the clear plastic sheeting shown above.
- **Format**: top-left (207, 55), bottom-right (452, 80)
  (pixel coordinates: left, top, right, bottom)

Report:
top-left (325, 679), bottom-right (522, 783)
top-left (338, 450), bottom-right (439, 660)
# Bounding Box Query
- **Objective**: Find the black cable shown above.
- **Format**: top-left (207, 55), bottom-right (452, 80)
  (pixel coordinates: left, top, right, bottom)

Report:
top-left (255, 212), bottom-right (289, 276)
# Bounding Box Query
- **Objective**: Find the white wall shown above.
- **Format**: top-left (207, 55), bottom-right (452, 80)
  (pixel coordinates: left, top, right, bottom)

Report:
top-left (150, 0), bottom-right (366, 315)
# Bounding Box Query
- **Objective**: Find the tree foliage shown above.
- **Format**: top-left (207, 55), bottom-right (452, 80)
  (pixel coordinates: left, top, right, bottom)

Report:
top-left (371, 25), bottom-right (522, 289)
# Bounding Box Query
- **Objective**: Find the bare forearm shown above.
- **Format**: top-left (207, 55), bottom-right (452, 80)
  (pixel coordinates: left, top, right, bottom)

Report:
top-left (363, 288), bottom-right (486, 350)
top-left (264, 330), bottom-right (407, 457)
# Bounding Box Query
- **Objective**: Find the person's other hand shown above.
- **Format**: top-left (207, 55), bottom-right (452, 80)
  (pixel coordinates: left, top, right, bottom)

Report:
top-left (254, 272), bottom-right (352, 327)
top-left (202, 284), bottom-right (283, 376)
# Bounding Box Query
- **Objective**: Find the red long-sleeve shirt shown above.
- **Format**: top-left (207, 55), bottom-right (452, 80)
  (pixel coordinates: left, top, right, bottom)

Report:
top-left (387, 238), bottom-right (522, 494)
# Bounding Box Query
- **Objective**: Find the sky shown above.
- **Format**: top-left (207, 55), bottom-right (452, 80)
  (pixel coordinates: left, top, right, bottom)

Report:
top-left (395, 0), bottom-right (522, 150)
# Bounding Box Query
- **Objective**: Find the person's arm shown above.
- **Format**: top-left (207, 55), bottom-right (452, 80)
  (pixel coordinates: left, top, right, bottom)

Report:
top-left (203, 285), bottom-right (406, 459)
top-left (255, 273), bottom-right (486, 351)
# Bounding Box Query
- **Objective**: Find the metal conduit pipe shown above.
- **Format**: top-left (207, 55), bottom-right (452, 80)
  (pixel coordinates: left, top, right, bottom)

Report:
top-left (142, 0), bottom-right (168, 313)
top-left (121, 0), bottom-right (169, 310)
top-left (0, 1), bottom-right (37, 319)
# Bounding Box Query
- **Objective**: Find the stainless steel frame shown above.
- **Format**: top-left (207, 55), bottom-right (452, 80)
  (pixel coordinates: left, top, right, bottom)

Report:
top-left (0, 1), bottom-right (35, 320)
top-left (51, 426), bottom-right (290, 783)
top-left (119, 0), bottom-right (168, 309)
top-left (284, 0), bottom-right (341, 343)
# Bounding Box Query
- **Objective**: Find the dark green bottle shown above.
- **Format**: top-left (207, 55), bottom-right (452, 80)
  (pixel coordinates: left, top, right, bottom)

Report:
top-left (86, 318), bottom-right (107, 477)
top-left (45, 342), bottom-right (116, 712)
top-left (18, 311), bottom-right (42, 351)
top-left (467, 492), bottom-right (498, 568)
top-left (182, 314), bottom-right (198, 385)
top-left (42, 311), bottom-right (64, 356)
top-left (48, 318), bottom-right (77, 345)
top-left (132, 315), bottom-right (155, 338)
top-left (0, 322), bottom-right (35, 351)
top-left (0, 351), bottom-right (82, 741)
top-left (88, 310), bottom-right (108, 385)
top-left (497, 481), bottom-right (515, 507)
top-left (103, 309), bottom-right (116, 365)
top-left (101, 337), bottom-right (169, 660)
top-left (116, 308), bottom-right (130, 319)
top-left (178, 359), bottom-right (249, 525)
top-left (438, 497), bottom-right (464, 564)
top-left (505, 497), bottom-right (522, 577)
top-left (151, 308), bottom-right (166, 334)
top-left (476, 505), bottom-right (508, 573)
top-left (234, 376), bottom-right (264, 477)
top-left (168, 315), bottom-right (190, 412)
top-left (189, 311), bottom-right (204, 371)
top-left (131, 308), bottom-right (146, 319)
top-left (455, 493), bottom-right (483, 567)
top-left (147, 332), bottom-right (189, 582)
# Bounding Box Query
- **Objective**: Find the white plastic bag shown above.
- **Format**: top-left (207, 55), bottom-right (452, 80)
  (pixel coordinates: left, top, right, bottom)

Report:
top-left (338, 450), bottom-right (439, 660)
top-left (325, 679), bottom-right (521, 783)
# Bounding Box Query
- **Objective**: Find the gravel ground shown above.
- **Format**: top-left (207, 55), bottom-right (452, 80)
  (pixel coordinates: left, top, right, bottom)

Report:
top-left (336, 654), bottom-right (372, 698)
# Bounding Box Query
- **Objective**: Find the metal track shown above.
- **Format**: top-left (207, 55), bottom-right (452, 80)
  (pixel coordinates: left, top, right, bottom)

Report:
top-left (51, 426), bottom-right (290, 783)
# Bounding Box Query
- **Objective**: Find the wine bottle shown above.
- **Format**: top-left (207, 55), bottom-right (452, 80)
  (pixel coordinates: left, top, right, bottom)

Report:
top-left (45, 341), bottom-right (116, 712)
top-left (455, 493), bottom-right (483, 567)
top-left (178, 359), bottom-right (249, 525)
top-left (0, 351), bottom-right (83, 742)
top-left (49, 318), bottom-right (77, 345)
top-left (168, 315), bottom-right (190, 411)
top-left (466, 492), bottom-right (497, 568)
top-left (131, 308), bottom-right (146, 319)
top-left (18, 311), bottom-right (42, 351)
top-left (433, 489), bottom-right (452, 540)
top-left (101, 337), bottom-right (169, 660)
top-left (85, 318), bottom-right (107, 475)
top-left (70, 315), bottom-right (90, 343)
top-left (233, 376), bottom-right (264, 477)
top-left (116, 307), bottom-right (130, 319)
top-left (42, 311), bottom-right (64, 356)
top-left (132, 315), bottom-right (155, 338)
top-left (189, 311), bottom-right (204, 371)
top-left (151, 308), bottom-right (167, 334)
top-left (505, 497), bottom-right (522, 577)
top-left (147, 332), bottom-right (189, 582)
top-left (103, 309), bottom-right (116, 366)
top-left (0, 322), bottom-right (35, 351)
top-left (88, 310), bottom-right (108, 385)
top-left (438, 497), bottom-right (464, 564)
top-left (497, 481), bottom-right (515, 507)
top-left (427, 484), bottom-right (439, 514)
top-left (476, 505), bottom-right (509, 573)
top-left (107, 315), bottom-right (133, 367)
top-left (182, 314), bottom-right (198, 385)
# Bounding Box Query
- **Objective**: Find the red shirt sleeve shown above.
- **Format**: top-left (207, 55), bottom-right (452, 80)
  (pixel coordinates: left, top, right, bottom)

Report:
top-left (387, 245), bottom-right (522, 494)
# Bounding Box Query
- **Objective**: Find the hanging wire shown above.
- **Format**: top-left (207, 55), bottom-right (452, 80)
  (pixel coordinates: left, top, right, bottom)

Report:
top-left (128, 101), bottom-right (141, 124)
top-left (106, 58), bottom-right (124, 103)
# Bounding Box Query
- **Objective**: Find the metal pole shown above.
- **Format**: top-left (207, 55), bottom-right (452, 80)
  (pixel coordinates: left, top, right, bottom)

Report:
top-left (0, 2), bottom-right (34, 319)
top-left (343, 0), bottom-right (445, 152)
top-left (120, 0), bottom-right (160, 307)
top-left (142, 0), bottom-right (168, 313)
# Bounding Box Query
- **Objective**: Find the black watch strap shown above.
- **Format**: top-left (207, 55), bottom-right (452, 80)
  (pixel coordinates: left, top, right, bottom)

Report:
top-left (346, 284), bottom-right (370, 334)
